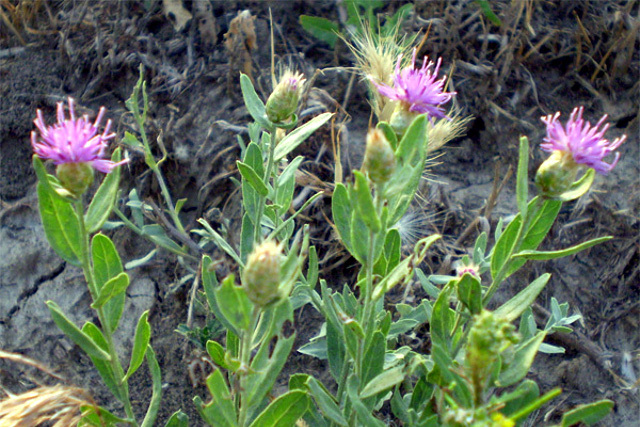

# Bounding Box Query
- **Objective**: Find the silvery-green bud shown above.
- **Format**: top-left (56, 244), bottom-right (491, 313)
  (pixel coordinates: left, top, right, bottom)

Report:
top-left (242, 241), bottom-right (283, 308)
top-left (56, 162), bottom-right (94, 197)
top-left (535, 150), bottom-right (580, 198)
top-left (363, 128), bottom-right (396, 184)
top-left (266, 71), bottom-right (305, 123)
top-left (388, 102), bottom-right (419, 138)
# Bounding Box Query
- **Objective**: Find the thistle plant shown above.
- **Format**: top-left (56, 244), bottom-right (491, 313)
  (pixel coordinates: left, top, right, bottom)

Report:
top-left (27, 23), bottom-right (627, 427)
top-left (31, 99), bottom-right (163, 425)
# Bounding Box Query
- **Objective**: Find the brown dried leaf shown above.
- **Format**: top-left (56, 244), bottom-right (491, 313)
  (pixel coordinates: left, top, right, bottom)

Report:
top-left (162, 0), bottom-right (192, 32)
top-left (193, 0), bottom-right (218, 47)
top-left (224, 10), bottom-right (256, 82)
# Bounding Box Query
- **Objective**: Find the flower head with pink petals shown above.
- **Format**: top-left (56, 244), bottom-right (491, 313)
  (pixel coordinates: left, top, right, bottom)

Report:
top-left (31, 98), bottom-right (128, 173)
top-left (540, 107), bottom-right (625, 175)
top-left (373, 48), bottom-right (456, 120)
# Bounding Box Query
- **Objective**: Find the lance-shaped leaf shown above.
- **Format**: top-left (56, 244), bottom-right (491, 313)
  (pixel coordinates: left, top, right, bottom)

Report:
top-left (86, 148), bottom-right (123, 233)
top-left (249, 390), bottom-right (310, 427)
top-left (274, 112), bottom-right (333, 161)
top-left (237, 161), bottom-right (269, 197)
top-left (240, 73), bottom-right (271, 129)
top-left (92, 234), bottom-right (126, 331)
top-left (91, 272), bottom-right (130, 309)
top-left (494, 273), bottom-right (550, 322)
top-left (37, 182), bottom-right (82, 267)
top-left (513, 236), bottom-right (612, 261)
top-left (497, 331), bottom-right (546, 387)
top-left (194, 369), bottom-right (238, 427)
top-left (47, 301), bottom-right (111, 361)
top-left (353, 170), bottom-right (381, 232)
top-left (123, 311), bottom-right (150, 382)
top-left (214, 275), bottom-right (253, 332)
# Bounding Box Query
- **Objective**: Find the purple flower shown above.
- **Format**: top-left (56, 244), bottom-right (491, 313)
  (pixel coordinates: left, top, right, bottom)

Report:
top-left (541, 107), bottom-right (626, 175)
top-left (373, 48), bottom-right (456, 119)
top-left (31, 98), bottom-right (128, 173)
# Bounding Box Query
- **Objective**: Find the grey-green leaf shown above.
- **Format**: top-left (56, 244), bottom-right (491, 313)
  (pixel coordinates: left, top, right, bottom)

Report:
top-left (47, 301), bottom-right (111, 361)
top-left (123, 311), bottom-right (150, 382)
top-left (85, 148), bottom-right (122, 233)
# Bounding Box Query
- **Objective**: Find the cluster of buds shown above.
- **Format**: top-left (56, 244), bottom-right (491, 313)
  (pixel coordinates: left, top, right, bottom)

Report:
top-left (265, 70), bottom-right (306, 124)
top-left (466, 310), bottom-right (519, 398)
top-left (242, 240), bottom-right (284, 308)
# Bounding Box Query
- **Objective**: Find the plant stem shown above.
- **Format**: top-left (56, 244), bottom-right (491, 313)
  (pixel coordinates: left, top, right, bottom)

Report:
top-left (253, 125), bottom-right (278, 245)
top-left (74, 200), bottom-right (137, 425)
top-left (238, 307), bottom-right (260, 426)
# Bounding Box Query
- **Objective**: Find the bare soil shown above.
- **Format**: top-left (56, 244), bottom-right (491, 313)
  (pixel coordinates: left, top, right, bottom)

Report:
top-left (1, 1), bottom-right (638, 426)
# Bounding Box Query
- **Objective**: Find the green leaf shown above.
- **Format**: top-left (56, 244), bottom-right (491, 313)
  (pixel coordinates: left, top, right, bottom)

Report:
top-left (214, 275), bottom-right (253, 332)
top-left (197, 219), bottom-right (244, 268)
top-left (79, 405), bottom-right (130, 426)
top-left (475, 0), bottom-right (502, 26)
top-left (346, 375), bottom-right (386, 426)
top-left (497, 331), bottom-right (546, 387)
top-left (32, 155), bottom-right (74, 200)
top-left (516, 136), bottom-right (529, 219)
top-left (332, 183), bottom-right (352, 251)
top-left (513, 236), bottom-right (612, 261)
top-left (353, 171), bottom-right (380, 232)
top-left (240, 73), bottom-right (271, 128)
top-left (123, 311), bottom-right (150, 382)
top-left (430, 285), bottom-right (455, 352)
top-left (249, 390), bottom-right (310, 427)
top-left (141, 224), bottom-right (184, 254)
top-left (275, 113), bottom-right (333, 161)
top-left (194, 369), bottom-right (238, 427)
top-left (237, 161), bottom-right (269, 196)
top-left (299, 15), bottom-right (340, 48)
top-left (46, 301), bottom-right (111, 361)
top-left (560, 399), bottom-right (614, 426)
top-left (552, 168), bottom-right (596, 202)
top-left (376, 121), bottom-right (398, 151)
top-left (490, 215), bottom-right (521, 280)
top-left (276, 155), bottom-right (304, 215)
top-left (360, 366), bottom-right (405, 399)
top-left (306, 377), bottom-right (348, 426)
top-left (164, 410), bottom-right (189, 427)
top-left (362, 331), bottom-right (385, 386)
top-left (206, 340), bottom-right (232, 371)
top-left (457, 273), bottom-right (482, 315)
top-left (372, 256), bottom-right (412, 301)
top-left (141, 345), bottom-right (162, 427)
top-left (91, 272), bottom-right (130, 309)
top-left (246, 334), bottom-right (296, 419)
top-left (92, 234), bottom-right (126, 331)
top-left (494, 273), bottom-right (550, 322)
top-left (81, 322), bottom-right (123, 401)
top-left (37, 182), bottom-right (82, 266)
top-left (85, 148), bottom-right (122, 233)
top-left (122, 131), bottom-right (142, 148)
top-left (202, 256), bottom-right (239, 337)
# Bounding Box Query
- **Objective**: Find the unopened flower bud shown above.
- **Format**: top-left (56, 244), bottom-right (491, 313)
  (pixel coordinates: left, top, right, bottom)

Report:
top-left (363, 128), bottom-right (396, 184)
top-left (56, 162), bottom-right (94, 196)
top-left (388, 102), bottom-right (419, 137)
top-left (535, 150), bottom-right (580, 197)
top-left (242, 241), bottom-right (283, 308)
top-left (266, 71), bottom-right (305, 123)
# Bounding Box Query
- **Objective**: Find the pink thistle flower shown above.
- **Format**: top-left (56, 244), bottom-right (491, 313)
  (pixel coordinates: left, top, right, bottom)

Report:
top-left (373, 48), bottom-right (456, 120)
top-left (31, 98), bottom-right (128, 174)
top-left (540, 107), bottom-right (626, 175)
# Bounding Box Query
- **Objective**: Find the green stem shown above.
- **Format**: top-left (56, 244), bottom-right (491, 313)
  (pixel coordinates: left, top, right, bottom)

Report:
top-left (253, 125), bottom-right (278, 245)
top-left (483, 197), bottom-right (545, 305)
top-left (238, 307), bottom-right (260, 426)
top-left (356, 185), bottom-right (384, 385)
top-left (74, 200), bottom-right (137, 425)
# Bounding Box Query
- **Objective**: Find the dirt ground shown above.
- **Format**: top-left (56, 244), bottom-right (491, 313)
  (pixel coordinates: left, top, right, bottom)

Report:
top-left (0, 1), bottom-right (638, 426)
